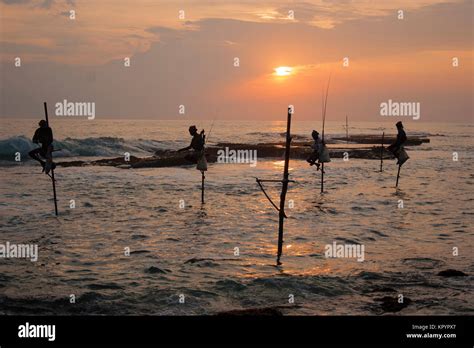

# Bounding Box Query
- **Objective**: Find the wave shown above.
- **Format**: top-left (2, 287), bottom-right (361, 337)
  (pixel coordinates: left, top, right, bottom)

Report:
top-left (0, 136), bottom-right (176, 161)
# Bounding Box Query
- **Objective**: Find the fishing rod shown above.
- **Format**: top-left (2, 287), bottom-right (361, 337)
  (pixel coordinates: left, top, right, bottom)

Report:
top-left (255, 106), bottom-right (294, 265)
top-left (320, 74), bottom-right (331, 194)
top-left (205, 118), bottom-right (216, 144)
top-left (44, 102), bottom-right (58, 216)
top-left (321, 75), bottom-right (331, 140)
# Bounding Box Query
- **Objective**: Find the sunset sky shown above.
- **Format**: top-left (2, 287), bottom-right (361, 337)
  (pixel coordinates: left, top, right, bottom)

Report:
top-left (0, 0), bottom-right (472, 121)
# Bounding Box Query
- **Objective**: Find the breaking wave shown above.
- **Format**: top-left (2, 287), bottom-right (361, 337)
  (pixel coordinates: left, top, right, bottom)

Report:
top-left (0, 136), bottom-right (177, 161)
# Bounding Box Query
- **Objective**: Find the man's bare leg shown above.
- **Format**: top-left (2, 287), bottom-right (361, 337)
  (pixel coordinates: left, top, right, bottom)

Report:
top-left (44, 145), bottom-right (54, 174)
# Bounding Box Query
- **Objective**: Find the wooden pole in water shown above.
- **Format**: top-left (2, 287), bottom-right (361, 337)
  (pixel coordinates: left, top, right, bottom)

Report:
top-left (320, 163), bottom-right (324, 193)
top-left (44, 102), bottom-right (58, 216)
top-left (200, 129), bottom-right (207, 205)
top-left (380, 132), bottom-right (384, 172)
top-left (276, 107), bottom-right (292, 265)
top-left (201, 171), bottom-right (205, 204)
top-left (395, 164), bottom-right (401, 187)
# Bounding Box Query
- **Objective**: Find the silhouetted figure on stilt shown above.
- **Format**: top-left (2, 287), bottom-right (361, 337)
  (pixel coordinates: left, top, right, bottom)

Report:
top-left (306, 130), bottom-right (322, 171)
top-left (387, 121), bottom-right (409, 165)
top-left (178, 125), bottom-right (206, 163)
top-left (29, 120), bottom-right (56, 174)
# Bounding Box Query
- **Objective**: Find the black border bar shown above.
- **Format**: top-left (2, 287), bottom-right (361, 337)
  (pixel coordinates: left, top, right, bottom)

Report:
top-left (0, 315), bottom-right (472, 345)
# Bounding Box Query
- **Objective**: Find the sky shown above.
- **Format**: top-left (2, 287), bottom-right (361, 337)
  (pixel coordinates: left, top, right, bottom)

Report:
top-left (0, 0), bottom-right (472, 122)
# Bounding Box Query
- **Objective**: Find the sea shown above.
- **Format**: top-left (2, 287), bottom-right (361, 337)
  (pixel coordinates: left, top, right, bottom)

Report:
top-left (0, 118), bottom-right (472, 315)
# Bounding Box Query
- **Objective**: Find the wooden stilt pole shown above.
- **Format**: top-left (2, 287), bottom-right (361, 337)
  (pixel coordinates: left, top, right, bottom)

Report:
top-left (277, 107), bottom-right (292, 265)
top-left (44, 102), bottom-right (58, 216)
top-left (201, 171), bottom-right (205, 204)
top-left (380, 131), bottom-right (384, 172)
top-left (256, 107), bottom-right (294, 265)
top-left (395, 164), bottom-right (401, 188)
top-left (320, 163), bottom-right (324, 193)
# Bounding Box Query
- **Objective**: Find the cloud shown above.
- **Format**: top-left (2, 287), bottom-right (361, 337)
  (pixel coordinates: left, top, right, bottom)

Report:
top-left (1, 0), bottom-right (74, 7)
top-left (0, 41), bottom-right (53, 53)
top-left (0, 0), bottom-right (30, 4)
top-left (0, 0), bottom-right (472, 122)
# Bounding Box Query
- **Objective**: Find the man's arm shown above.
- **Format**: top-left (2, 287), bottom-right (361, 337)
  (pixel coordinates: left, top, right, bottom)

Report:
top-left (32, 129), bottom-right (40, 143)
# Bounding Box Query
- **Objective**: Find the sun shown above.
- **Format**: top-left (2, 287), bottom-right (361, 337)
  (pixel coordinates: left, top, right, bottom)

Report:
top-left (274, 66), bottom-right (293, 76)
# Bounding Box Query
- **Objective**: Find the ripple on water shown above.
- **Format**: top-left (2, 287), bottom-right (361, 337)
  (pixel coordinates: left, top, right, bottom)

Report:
top-left (368, 229), bottom-right (388, 238)
top-left (401, 258), bottom-right (445, 270)
top-left (145, 266), bottom-right (169, 274)
top-left (185, 259), bottom-right (220, 268)
top-left (334, 237), bottom-right (362, 245)
top-left (248, 275), bottom-right (352, 298)
top-left (131, 234), bottom-right (149, 240)
top-left (355, 271), bottom-right (387, 281)
top-left (214, 279), bottom-right (247, 291)
top-left (87, 283), bottom-right (124, 290)
top-left (130, 250), bottom-right (151, 255)
top-left (351, 206), bottom-right (376, 212)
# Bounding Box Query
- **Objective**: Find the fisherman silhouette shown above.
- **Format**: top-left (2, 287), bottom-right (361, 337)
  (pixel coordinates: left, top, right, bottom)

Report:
top-left (387, 121), bottom-right (409, 165)
top-left (29, 119), bottom-right (56, 174)
top-left (178, 125), bottom-right (205, 163)
top-left (306, 129), bottom-right (322, 170)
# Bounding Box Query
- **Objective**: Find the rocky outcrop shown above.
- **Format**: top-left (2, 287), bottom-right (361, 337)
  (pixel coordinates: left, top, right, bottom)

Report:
top-left (54, 135), bottom-right (428, 169)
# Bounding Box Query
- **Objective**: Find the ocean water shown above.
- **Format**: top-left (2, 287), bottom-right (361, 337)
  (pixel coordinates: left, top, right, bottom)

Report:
top-left (0, 118), bottom-right (473, 315)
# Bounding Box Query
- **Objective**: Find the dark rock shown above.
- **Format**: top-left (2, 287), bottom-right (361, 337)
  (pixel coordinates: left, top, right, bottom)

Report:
top-left (437, 269), bottom-right (468, 277)
top-left (130, 250), bottom-right (150, 255)
top-left (217, 307), bottom-right (283, 316)
top-left (145, 266), bottom-right (167, 274)
top-left (54, 135), bottom-right (429, 169)
top-left (184, 257), bottom-right (215, 264)
top-left (375, 296), bottom-right (412, 312)
top-left (368, 286), bottom-right (397, 293)
top-left (331, 135), bottom-right (429, 145)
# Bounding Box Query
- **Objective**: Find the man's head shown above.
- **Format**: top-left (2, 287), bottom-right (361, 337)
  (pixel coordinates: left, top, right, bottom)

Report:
top-left (188, 125), bottom-right (198, 136)
top-left (38, 120), bottom-right (47, 127)
top-left (396, 121), bottom-right (403, 129)
top-left (311, 130), bottom-right (319, 140)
